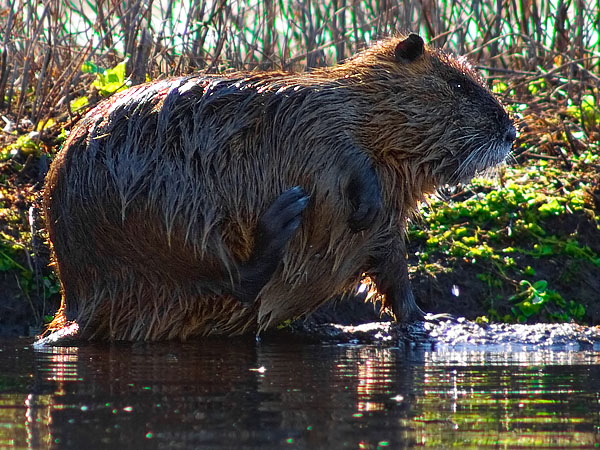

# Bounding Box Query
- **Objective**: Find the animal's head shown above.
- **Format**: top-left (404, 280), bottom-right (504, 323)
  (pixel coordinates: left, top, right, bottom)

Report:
top-left (348, 34), bottom-right (516, 186)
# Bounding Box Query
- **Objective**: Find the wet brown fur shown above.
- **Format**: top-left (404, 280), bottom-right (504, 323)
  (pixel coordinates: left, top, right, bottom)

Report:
top-left (44, 36), bottom-right (513, 340)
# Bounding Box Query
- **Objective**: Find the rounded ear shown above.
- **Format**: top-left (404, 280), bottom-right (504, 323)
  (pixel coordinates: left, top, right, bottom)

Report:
top-left (395, 34), bottom-right (425, 62)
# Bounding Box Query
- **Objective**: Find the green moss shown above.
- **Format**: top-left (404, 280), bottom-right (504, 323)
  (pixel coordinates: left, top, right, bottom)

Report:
top-left (1, 133), bottom-right (41, 160)
top-left (409, 149), bottom-right (599, 323)
top-left (509, 279), bottom-right (585, 323)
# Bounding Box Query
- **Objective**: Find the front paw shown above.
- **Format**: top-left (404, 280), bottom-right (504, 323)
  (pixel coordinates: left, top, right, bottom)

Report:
top-left (347, 164), bottom-right (382, 232)
top-left (236, 186), bottom-right (309, 306)
top-left (256, 186), bottom-right (309, 258)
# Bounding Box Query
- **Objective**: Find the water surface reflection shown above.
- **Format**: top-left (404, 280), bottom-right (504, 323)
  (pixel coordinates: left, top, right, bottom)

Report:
top-left (1, 338), bottom-right (599, 449)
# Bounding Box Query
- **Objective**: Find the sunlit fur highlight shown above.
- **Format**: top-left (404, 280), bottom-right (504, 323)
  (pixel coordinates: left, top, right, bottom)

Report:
top-left (43, 35), bottom-right (513, 340)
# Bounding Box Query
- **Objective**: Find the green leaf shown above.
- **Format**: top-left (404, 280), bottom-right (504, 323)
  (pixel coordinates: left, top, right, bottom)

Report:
top-left (70, 96), bottom-right (88, 111)
top-left (538, 198), bottom-right (563, 216)
top-left (531, 293), bottom-right (545, 305)
top-left (82, 61), bottom-right (103, 74)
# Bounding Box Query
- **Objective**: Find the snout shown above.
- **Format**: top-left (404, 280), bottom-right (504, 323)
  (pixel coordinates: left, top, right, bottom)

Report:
top-left (504, 123), bottom-right (517, 144)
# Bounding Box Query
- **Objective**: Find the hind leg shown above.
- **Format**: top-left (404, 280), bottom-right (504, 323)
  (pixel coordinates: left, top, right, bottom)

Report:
top-left (371, 234), bottom-right (425, 322)
top-left (231, 186), bottom-right (309, 305)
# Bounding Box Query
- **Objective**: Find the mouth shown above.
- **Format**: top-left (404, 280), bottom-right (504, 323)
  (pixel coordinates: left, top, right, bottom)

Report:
top-left (443, 122), bottom-right (516, 186)
top-left (489, 122), bottom-right (516, 166)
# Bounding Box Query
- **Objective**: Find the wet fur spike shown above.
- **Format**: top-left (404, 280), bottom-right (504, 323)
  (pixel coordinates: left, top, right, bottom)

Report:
top-left (43, 34), bottom-right (514, 341)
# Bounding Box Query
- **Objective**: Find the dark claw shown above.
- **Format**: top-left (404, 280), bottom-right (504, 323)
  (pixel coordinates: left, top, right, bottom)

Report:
top-left (390, 287), bottom-right (426, 323)
top-left (255, 186), bottom-right (309, 258)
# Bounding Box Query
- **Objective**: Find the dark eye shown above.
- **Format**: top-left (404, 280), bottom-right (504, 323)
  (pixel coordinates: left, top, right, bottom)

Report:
top-left (448, 79), bottom-right (464, 91)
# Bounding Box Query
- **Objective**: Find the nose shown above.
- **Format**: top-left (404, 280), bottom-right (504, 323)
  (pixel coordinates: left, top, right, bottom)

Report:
top-left (504, 124), bottom-right (517, 143)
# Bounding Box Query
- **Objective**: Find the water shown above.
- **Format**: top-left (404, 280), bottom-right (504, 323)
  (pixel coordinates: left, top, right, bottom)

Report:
top-left (1, 338), bottom-right (599, 449)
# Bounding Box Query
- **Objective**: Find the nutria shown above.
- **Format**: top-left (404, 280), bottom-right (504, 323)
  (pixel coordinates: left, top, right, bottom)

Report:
top-left (42, 34), bottom-right (515, 341)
